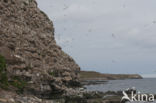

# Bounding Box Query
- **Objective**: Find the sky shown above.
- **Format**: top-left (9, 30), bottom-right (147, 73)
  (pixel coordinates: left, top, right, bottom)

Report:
top-left (36, 0), bottom-right (156, 77)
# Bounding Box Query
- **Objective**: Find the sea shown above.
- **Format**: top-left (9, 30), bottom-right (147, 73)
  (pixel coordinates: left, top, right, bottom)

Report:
top-left (85, 78), bottom-right (156, 103)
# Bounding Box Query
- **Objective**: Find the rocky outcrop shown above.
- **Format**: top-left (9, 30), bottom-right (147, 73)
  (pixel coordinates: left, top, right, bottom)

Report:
top-left (0, 0), bottom-right (80, 98)
top-left (0, 88), bottom-right (121, 103)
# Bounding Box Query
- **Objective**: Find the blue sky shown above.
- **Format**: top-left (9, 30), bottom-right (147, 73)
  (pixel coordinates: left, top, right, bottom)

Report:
top-left (37, 0), bottom-right (156, 77)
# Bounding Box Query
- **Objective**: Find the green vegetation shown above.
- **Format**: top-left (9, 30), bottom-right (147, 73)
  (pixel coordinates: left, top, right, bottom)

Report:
top-left (0, 55), bottom-right (27, 93)
top-left (49, 71), bottom-right (58, 77)
top-left (24, 64), bottom-right (33, 71)
top-left (10, 76), bottom-right (27, 93)
top-left (80, 71), bottom-right (106, 79)
top-left (0, 55), bottom-right (8, 89)
top-left (80, 71), bottom-right (142, 80)
top-left (29, 0), bottom-right (33, 2)
top-left (49, 72), bottom-right (55, 76)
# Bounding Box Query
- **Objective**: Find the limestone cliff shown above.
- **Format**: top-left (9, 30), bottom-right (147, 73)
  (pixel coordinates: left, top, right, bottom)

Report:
top-left (0, 0), bottom-right (80, 98)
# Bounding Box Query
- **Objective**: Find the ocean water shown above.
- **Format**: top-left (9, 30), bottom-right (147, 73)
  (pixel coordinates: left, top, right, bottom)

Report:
top-left (85, 78), bottom-right (156, 93)
top-left (85, 78), bottom-right (156, 103)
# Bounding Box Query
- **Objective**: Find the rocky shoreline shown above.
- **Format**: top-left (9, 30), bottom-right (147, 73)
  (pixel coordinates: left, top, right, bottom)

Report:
top-left (0, 88), bottom-right (122, 103)
top-left (1, 87), bottom-right (156, 103)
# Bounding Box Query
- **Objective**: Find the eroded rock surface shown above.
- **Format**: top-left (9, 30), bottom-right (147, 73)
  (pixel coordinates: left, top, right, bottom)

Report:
top-left (0, 0), bottom-right (80, 98)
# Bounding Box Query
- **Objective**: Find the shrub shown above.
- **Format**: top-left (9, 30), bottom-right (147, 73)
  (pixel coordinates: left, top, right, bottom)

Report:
top-left (49, 71), bottom-right (58, 77)
top-left (10, 76), bottom-right (27, 93)
top-left (0, 55), bottom-right (27, 92)
top-left (0, 55), bottom-right (8, 89)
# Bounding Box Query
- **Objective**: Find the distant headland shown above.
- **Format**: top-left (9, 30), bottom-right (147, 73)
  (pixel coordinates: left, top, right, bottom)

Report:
top-left (80, 71), bottom-right (143, 81)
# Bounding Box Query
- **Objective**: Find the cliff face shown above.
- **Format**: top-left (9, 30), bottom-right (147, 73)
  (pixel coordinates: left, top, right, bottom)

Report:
top-left (0, 0), bottom-right (80, 98)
